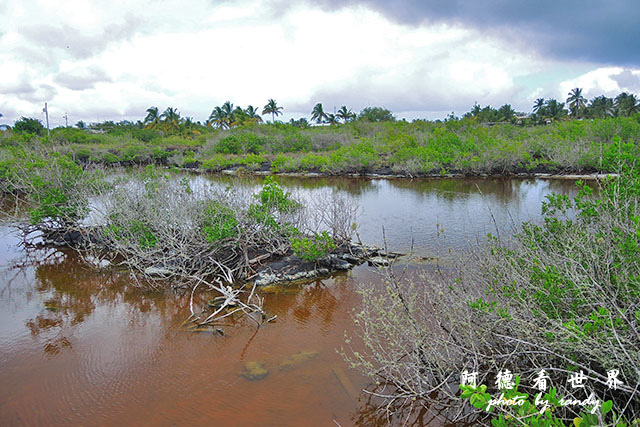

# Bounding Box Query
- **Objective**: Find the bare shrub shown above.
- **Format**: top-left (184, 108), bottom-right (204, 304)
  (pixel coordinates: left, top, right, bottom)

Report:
top-left (88, 170), bottom-right (305, 285)
top-left (343, 160), bottom-right (640, 424)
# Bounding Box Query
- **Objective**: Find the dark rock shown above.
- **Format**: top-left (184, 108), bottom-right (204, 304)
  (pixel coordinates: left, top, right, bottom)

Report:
top-left (368, 256), bottom-right (391, 267)
top-left (319, 254), bottom-right (352, 271)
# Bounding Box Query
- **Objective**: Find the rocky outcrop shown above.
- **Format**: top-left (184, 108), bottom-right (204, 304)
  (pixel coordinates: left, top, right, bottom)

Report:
top-left (251, 243), bottom-right (392, 287)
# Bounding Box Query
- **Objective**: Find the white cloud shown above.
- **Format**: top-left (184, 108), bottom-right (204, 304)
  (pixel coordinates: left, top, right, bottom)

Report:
top-left (559, 67), bottom-right (640, 100)
top-left (0, 0), bottom-right (606, 126)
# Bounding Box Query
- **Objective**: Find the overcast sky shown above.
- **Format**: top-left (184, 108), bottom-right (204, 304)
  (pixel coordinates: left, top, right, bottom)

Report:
top-left (1, 0), bottom-right (639, 127)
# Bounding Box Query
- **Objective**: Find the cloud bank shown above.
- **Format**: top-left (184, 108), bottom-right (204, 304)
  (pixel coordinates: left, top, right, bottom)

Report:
top-left (0, 0), bottom-right (638, 126)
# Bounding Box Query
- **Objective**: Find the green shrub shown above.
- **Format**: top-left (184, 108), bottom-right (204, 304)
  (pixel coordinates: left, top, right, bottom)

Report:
top-left (201, 155), bottom-right (231, 172)
top-left (216, 133), bottom-right (265, 154)
top-left (102, 151), bottom-right (120, 164)
top-left (151, 147), bottom-right (171, 161)
top-left (291, 231), bottom-right (336, 262)
top-left (23, 152), bottom-right (87, 225)
top-left (238, 153), bottom-right (265, 169)
top-left (298, 153), bottom-right (328, 171)
top-left (120, 145), bottom-right (151, 163)
top-left (272, 132), bottom-right (312, 153)
top-left (249, 177), bottom-right (299, 228)
top-left (201, 202), bottom-right (238, 243)
top-left (13, 117), bottom-right (45, 135)
top-left (74, 147), bottom-right (92, 161)
top-left (270, 154), bottom-right (292, 172)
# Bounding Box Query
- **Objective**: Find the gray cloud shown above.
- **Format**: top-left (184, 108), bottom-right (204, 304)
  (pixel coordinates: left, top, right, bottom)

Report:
top-left (0, 80), bottom-right (37, 96)
top-left (19, 84), bottom-right (58, 103)
top-left (19, 15), bottom-right (141, 62)
top-left (53, 67), bottom-right (113, 91)
top-left (611, 69), bottom-right (640, 93)
top-left (292, 67), bottom-right (525, 116)
top-left (280, 0), bottom-right (640, 66)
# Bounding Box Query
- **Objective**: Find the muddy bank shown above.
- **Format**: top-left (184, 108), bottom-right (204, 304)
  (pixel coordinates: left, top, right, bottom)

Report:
top-left (32, 226), bottom-right (390, 288)
top-left (250, 243), bottom-right (394, 287)
top-left (180, 162), bottom-right (618, 181)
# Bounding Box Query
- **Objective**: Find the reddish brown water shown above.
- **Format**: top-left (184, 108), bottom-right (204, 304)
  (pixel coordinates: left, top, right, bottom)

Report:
top-left (0, 177), bottom-right (589, 426)
top-left (0, 242), bottom-right (379, 426)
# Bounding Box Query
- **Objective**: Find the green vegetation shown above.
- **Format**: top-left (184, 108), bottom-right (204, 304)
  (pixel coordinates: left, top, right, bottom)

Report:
top-left (13, 117), bottom-right (45, 136)
top-left (201, 201), bottom-right (239, 243)
top-left (2, 89), bottom-right (638, 177)
top-left (291, 231), bottom-right (336, 263)
top-left (3, 116), bottom-right (639, 176)
top-left (343, 144), bottom-right (640, 425)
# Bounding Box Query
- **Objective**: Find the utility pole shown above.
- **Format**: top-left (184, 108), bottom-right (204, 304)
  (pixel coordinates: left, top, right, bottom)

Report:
top-left (63, 112), bottom-right (68, 127)
top-left (43, 102), bottom-right (50, 137)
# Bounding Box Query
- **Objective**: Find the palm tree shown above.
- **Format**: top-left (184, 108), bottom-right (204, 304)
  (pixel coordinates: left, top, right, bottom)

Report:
top-left (336, 106), bottom-right (355, 123)
top-left (588, 96), bottom-right (615, 118)
top-left (144, 106), bottom-right (161, 128)
top-left (209, 106), bottom-right (228, 129)
top-left (311, 103), bottom-right (328, 124)
top-left (161, 107), bottom-right (181, 127)
top-left (532, 98), bottom-right (545, 115)
top-left (615, 92), bottom-right (639, 117)
top-left (221, 101), bottom-right (234, 118)
top-left (566, 88), bottom-right (587, 118)
top-left (325, 113), bottom-right (339, 125)
top-left (245, 105), bottom-right (263, 123)
top-left (545, 99), bottom-right (568, 121)
top-left (183, 116), bottom-right (195, 128)
top-left (230, 106), bottom-right (249, 127)
top-left (262, 99), bottom-right (283, 123)
top-left (497, 104), bottom-right (516, 122)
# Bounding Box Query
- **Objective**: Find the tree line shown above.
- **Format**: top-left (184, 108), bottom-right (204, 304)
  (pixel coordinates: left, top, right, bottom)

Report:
top-left (2, 88), bottom-right (639, 135)
top-left (464, 89), bottom-right (639, 125)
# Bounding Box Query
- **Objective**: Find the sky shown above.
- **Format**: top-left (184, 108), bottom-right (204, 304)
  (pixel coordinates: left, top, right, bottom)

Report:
top-left (1, 0), bottom-right (639, 127)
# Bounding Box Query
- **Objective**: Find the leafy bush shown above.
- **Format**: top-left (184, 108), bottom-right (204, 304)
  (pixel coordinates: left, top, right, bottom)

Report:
top-left (358, 107), bottom-right (395, 122)
top-left (201, 202), bottom-right (238, 243)
top-left (272, 132), bottom-right (312, 153)
top-left (13, 117), bottom-right (45, 135)
top-left (216, 133), bottom-right (265, 154)
top-left (237, 153), bottom-right (265, 169)
top-left (270, 154), bottom-right (292, 172)
top-left (291, 231), bottom-right (336, 262)
top-left (249, 177), bottom-right (299, 228)
top-left (201, 155), bottom-right (231, 171)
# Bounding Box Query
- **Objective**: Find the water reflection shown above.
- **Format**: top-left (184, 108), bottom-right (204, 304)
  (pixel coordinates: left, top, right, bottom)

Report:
top-left (0, 176), bottom-right (593, 425)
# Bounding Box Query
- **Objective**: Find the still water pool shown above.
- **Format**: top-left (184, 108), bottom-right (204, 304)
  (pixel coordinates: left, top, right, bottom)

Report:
top-left (0, 176), bottom-right (587, 426)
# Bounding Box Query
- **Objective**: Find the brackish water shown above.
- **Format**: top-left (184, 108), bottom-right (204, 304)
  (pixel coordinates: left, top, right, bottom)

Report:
top-left (0, 176), bottom-right (588, 426)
